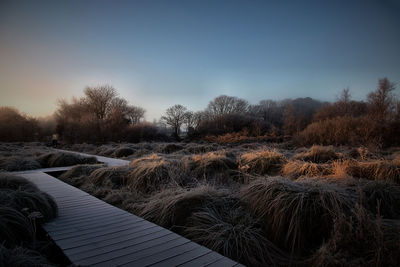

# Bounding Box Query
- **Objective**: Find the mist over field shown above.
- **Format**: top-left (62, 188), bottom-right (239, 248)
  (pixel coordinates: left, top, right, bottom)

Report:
top-left (1, 1), bottom-right (400, 266)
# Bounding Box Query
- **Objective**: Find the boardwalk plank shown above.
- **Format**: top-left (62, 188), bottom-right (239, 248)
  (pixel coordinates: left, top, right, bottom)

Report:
top-left (14, 155), bottom-right (241, 267)
top-left (149, 246), bottom-right (211, 267)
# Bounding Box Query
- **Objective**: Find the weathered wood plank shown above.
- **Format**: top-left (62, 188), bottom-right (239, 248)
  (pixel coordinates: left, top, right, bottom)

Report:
top-left (15, 158), bottom-right (242, 267)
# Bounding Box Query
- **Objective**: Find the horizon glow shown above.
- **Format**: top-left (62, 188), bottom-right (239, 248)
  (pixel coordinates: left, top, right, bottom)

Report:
top-left (1, 0), bottom-right (399, 120)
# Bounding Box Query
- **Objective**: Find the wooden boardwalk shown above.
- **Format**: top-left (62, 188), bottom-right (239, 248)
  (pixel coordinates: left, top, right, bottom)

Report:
top-left (14, 151), bottom-right (244, 266)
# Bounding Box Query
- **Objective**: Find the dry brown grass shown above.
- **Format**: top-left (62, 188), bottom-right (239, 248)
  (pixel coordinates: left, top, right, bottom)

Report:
top-left (113, 147), bottom-right (134, 158)
top-left (0, 244), bottom-right (53, 266)
top-left (362, 181), bottom-right (400, 219)
top-left (240, 177), bottom-right (353, 255)
top-left (128, 154), bottom-right (179, 193)
top-left (239, 149), bottom-right (287, 175)
top-left (184, 204), bottom-right (292, 267)
top-left (310, 205), bottom-right (400, 267)
top-left (138, 185), bottom-right (227, 229)
top-left (59, 164), bottom-right (104, 187)
top-left (186, 151), bottom-right (237, 180)
top-left (294, 145), bottom-right (339, 163)
top-left (88, 166), bottom-right (131, 188)
top-left (160, 143), bottom-right (184, 154)
top-left (0, 156), bottom-right (41, 171)
top-left (282, 160), bottom-right (332, 178)
top-left (0, 174), bottom-right (58, 247)
top-left (37, 152), bottom-right (98, 168)
top-left (345, 160), bottom-right (400, 183)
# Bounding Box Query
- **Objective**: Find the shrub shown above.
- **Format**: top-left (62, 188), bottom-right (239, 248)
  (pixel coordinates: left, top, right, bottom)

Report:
top-left (184, 204), bottom-right (291, 267)
top-left (239, 149), bottom-right (287, 175)
top-left (297, 115), bottom-right (382, 147)
top-left (294, 145), bottom-right (339, 163)
top-left (240, 177), bottom-right (352, 255)
top-left (37, 152), bottom-right (98, 168)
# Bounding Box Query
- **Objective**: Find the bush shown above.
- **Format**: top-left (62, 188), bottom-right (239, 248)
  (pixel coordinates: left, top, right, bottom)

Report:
top-left (240, 177), bottom-right (352, 255)
top-left (297, 115), bottom-right (382, 147)
top-left (239, 149), bottom-right (287, 175)
top-left (124, 123), bottom-right (169, 143)
top-left (0, 107), bottom-right (40, 142)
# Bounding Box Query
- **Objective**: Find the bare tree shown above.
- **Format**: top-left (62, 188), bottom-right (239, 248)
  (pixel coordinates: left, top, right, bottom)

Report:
top-left (161, 104), bottom-right (187, 139)
top-left (367, 78), bottom-right (396, 122)
top-left (83, 85), bottom-right (117, 120)
top-left (184, 111), bottom-right (195, 132)
top-left (206, 95), bottom-right (248, 117)
top-left (126, 106), bottom-right (145, 125)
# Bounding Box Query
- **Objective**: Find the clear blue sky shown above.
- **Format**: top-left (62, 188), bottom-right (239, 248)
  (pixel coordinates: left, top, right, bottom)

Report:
top-left (1, 0), bottom-right (399, 120)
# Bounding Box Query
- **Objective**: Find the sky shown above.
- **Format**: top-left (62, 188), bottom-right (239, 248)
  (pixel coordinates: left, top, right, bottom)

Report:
top-left (1, 0), bottom-right (400, 121)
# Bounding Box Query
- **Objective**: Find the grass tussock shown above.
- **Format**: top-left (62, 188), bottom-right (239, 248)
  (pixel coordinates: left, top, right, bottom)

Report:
top-left (160, 143), bottom-right (184, 154)
top-left (183, 204), bottom-right (291, 267)
top-left (37, 152), bottom-right (98, 168)
top-left (310, 205), bottom-right (400, 267)
top-left (138, 185), bottom-right (227, 229)
top-left (282, 160), bottom-right (332, 178)
top-left (58, 164), bottom-right (104, 187)
top-left (0, 244), bottom-right (53, 267)
top-left (0, 206), bottom-right (35, 247)
top-left (345, 160), bottom-right (400, 183)
top-left (362, 181), bottom-right (400, 219)
top-left (0, 156), bottom-right (41, 171)
top-left (239, 149), bottom-right (287, 175)
top-left (113, 147), bottom-right (135, 158)
top-left (128, 154), bottom-right (177, 193)
top-left (88, 166), bottom-right (131, 188)
top-left (0, 174), bottom-right (57, 221)
top-left (240, 177), bottom-right (352, 254)
top-left (294, 145), bottom-right (339, 163)
top-left (186, 152), bottom-right (237, 178)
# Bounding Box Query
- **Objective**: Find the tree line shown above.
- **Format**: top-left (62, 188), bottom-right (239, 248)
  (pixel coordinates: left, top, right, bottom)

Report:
top-left (0, 78), bottom-right (399, 147)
